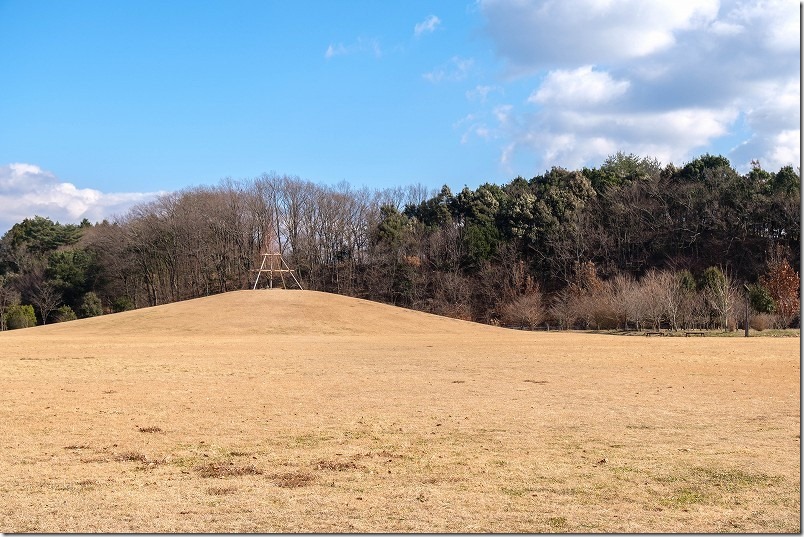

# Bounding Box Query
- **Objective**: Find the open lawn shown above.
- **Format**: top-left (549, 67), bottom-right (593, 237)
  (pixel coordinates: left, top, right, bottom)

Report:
top-left (0, 290), bottom-right (799, 532)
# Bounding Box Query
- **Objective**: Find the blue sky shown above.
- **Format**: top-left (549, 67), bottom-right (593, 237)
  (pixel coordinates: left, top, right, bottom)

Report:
top-left (0, 0), bottom-right (800, 233)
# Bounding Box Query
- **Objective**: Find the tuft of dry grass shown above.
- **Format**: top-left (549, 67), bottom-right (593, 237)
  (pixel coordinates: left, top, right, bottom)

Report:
top-left (114, 451), bottom-right (149, 463)
top-left (206, 486), bottom-right (238, 496)
top-left (270, 471), bottom-right (315, 488)
top-left (314, 459), bottom-right (360, 471)
top-left (195, 462), bottom-right (262, 478)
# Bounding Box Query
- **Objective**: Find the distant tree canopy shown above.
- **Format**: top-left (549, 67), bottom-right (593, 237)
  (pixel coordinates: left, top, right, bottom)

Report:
top-left (0, 155), bottom-right (799, 330)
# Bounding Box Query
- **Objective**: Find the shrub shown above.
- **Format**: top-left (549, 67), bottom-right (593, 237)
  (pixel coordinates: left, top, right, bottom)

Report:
top-left (760, 249), bottom-right (800, 328)
top-left (548, 289), bottom-right (576, 330)
top-left (6, 304), bottom-right (37, 329)
top-left (112, 296), bottom-right (135, 313)
top-left (750, 313), bottom-right (778, 331)
top-left (53, 305), bottom-right (77, 323)
top-left (79, 292), bottom-right (103, 317)
top-left (499, 292), bottom-right (545, 329)
top-left (748, 284), bottom-right (775, 314)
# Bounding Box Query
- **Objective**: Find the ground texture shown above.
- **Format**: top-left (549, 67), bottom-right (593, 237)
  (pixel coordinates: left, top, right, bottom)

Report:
top-left (0, 290), bottom-right (799, 532)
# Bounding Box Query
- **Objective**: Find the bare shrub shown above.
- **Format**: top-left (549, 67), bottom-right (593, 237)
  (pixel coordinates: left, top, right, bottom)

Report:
top-left (586, 292), bottom-right (618, 329)
top-left (499, 290), bottom-right (545, 329)
top-left (750, 313), bottom-right (778, 331)
top-left (430, 271), bottom-right (472, 320)
top-left (429, 299), bottom-right (473, 321)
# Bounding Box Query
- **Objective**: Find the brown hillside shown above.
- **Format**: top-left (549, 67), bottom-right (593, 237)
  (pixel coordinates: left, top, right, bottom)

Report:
top-left (0, 290), bottom-right (799, 533)
top-left (11, 289), bottom-right (498, 338)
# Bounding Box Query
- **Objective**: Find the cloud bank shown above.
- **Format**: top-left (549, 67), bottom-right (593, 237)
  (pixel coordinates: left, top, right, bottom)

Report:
top-left (473, 0), bottom-right (800, 173)
top-left (0, 163), bottom-right (163, 235)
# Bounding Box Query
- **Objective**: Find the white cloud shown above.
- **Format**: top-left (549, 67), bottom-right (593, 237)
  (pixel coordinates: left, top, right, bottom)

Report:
top-left (324, 37), bottom-right (382, 59)
top-left (466, 84), bottom-right (503, 103)
top-left (455, 113), bottom-right (495, 144)
top-left (709, 20), bottom-right (743, 37)
top-left (728, 0), bottom-right (799, 52)
top-left (479, 0), bottom-right (719, 73)
top-left (529, 66), bottom-right (630, 107)
top-left (0, 163), bottom-right (163, 234)
top-left (414, 15), bottom-right (441, 37)
top-left (492, 104), bottom-right (513, 125)
top-left (768, 130), bottom-right (801, 168)
top-left (730, 77), bottom-right (800, 170)
top-left (500, 142), bottom-right (517, 167)
top-left (423, 56), bottom-right (474, 83)
top-left (743, 78), bottom-right (800, 132)
top-left (471, 0), bottom-right (799, 174)
top-left (497, 106), bottom-right (739, 172)
top-left (324, 43), bottom-right (348, 59)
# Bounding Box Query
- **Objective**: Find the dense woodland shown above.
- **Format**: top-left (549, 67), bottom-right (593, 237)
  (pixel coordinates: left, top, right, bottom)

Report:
top-left (0, 153), bottom-right (800, 331)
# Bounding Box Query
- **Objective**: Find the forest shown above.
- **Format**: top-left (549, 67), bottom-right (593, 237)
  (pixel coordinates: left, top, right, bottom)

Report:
top-left (0, 152), bottom-right (799, 332)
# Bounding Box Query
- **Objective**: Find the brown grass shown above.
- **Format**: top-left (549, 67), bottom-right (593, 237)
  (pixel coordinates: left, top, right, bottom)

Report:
top-left (195, 462), bottom-right (263, 478)
top-left (270, 471), bottom-right (316, 488)
top-left (206, 485), bottom-right (238, 496)
top-left (0, 289), bottom-right (799, 532)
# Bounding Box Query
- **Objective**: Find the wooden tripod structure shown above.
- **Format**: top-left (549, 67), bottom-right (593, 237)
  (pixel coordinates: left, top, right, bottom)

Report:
top-left (251, 252), bottom-right (304, 290)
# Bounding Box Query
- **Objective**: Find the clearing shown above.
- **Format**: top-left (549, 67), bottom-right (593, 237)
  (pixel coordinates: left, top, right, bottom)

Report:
top-left (0, 290), bottom-right (799, 532)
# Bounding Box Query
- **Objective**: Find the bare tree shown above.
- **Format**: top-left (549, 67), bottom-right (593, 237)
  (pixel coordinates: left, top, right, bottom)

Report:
top-left (703, 267), bottom-right (738, 330)
top-left (606, 272), bottom-right (637, 329)
top-left (548, 289), bottom-right (575, 330)
top-left (639, 270), bottom-right (666, 330)
top-left (31, 280), bottom-right (61, 325)
top-left (655, 270), bottom-right (687, 331)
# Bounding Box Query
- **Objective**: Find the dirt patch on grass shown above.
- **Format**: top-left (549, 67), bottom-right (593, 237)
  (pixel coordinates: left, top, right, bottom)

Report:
top-left (270, 471), bottom-right (315, 488)
top-left (114, 451), bottom-right (149, 463)
top-left (314, 459), bottom-right (360, 472)
top-left (195, 462), bottom-right (262, 478)
top-left (206, 486), bottom-right (238, 496)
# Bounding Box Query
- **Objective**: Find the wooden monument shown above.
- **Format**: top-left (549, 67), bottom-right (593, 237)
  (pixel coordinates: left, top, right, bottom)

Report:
top-left (251, 251), bottom-right (304, 290)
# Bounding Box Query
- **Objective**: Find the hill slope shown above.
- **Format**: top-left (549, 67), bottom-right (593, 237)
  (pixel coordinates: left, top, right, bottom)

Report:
top-left (6, 290), bottom-right (500, 338)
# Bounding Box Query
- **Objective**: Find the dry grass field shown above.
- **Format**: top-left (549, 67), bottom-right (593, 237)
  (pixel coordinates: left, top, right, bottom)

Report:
top-left (0, 290), bottom-right (799, 532)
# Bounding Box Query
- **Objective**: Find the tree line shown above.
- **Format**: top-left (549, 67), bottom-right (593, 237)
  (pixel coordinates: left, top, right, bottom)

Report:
top-left (0, 153), bottom-right (799, 331)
